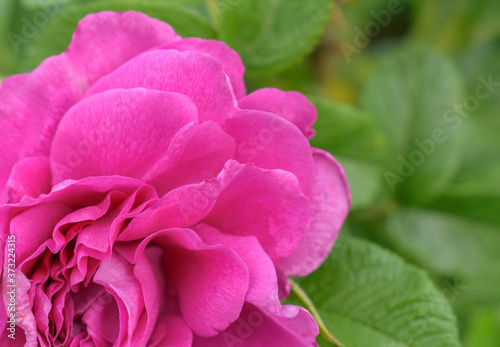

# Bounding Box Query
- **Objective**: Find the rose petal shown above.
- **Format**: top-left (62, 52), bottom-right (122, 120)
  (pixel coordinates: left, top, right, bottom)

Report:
top-left (193, 303), bottom-right (319, 347)
top-left (224, 110), bottom-right (315, 196)
top-left (9, 202), bottom-right (72, 264)
top-left (143, 121), bottom-right (236, 196)
top-left (148, 316), bottom-right (193, 347)
top-left (204, 160), bottom-right (311, 263)
top-left (0, 11), bottom-right (178, 203)
top-left (160, 38), bottom-right (246, 99)
top-left (239, 88), bottom-right (317, 138)
top-left (93, 251), bottom-right (159, 346)
top-left (2, 271), bottom-right (37, 346)
top-left (120, 160), bottom-right (311, 263)
top-left (81, 292), bottom-right (120, 345)
top-left (6, 157), bottom-right (51, 203)
top-left (86, 50), bottom-right (239, 124)
top-left (278, 148), bottom-right (350, 278)
top-left (129, 228), bottom-right (249, 337)
top-left (194, 224), bottom-right (280, 313)
top-left (50, 88), bottom-right (198, 184)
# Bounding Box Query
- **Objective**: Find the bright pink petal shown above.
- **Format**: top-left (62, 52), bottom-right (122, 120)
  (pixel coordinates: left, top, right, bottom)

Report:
top-left (9, 202), bottom-right (72, 264)
top-left (6, 157), bottom-right (51, 203)
top-left (0, 240), bottom-right (6, 338)
top-left (81, 292), bottom-right (120, 345)
top-left (194, 224), bottom-right (280, 313)
top-left (50, 88), bottom-right (198, 184)
top-left (239, 88), bottom-right (317, 138)
top-left (120, 160), bottom-right (311, 263)
top-left (2, 271), bottom-right (37, 346)
top-left (160, 38), bottom-right (246, 99)
top-left (224, 110), bottom-right (315, 196)
top-left (128, 228), bottom-right (249, 337)
top-left (193, 303), bottom-right (319, 347)
top-left (93, 251), bottom-right (159, 346)
top-left (2, 176), bottom-right (157, 268)
top-left (278, 148), bottom-right (350, 278)
top-left (204, 160), bottom-right (311, 263)
top-left (86, 50), bottom-right (239, 124)
top-left (118, 177), bottom-right (221, 242)
top-left (148, 316), bottom-right (193, 347)
top-left (0, 11), bottom-right (179, 202)
top-left (132, 247), bottom-right (162, 346)
top-left (143, 121), bottom-right (236, 195)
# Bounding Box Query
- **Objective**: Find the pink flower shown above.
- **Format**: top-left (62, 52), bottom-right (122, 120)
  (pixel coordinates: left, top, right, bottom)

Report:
top-left (0, 11), bottom-right (350, 347)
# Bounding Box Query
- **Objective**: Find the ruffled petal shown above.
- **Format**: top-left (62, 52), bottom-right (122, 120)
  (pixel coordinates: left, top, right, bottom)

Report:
top-left (278, 148), bottom-right (350, 277)
top-left (120, 160), bottom-right (311, 263)
top-left (223, 110), bottom-right (315, 196)
top-left (143, 121), bottom-right (235, 196)
top-left (86, 50), bottom-right (239, 124)
top-left (2, 271), bottom-right (37, 346)
top-left (127, 228), bottom-right (249, 337)
top-left (194, 224), bottom-right (279, 312)
top-left (9, 202), bottom-right (73, 264)
top-left (239, 88), bottom-right (317, 138)
top-left (204, 161), bottom-right (311, 263)
top-left (93, 251), bottom-right (160, 346)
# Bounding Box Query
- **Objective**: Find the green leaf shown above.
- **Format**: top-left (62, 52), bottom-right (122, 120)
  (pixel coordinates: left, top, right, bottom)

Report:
top-left (411, 0), bottom-right (500, 51)
top-left (22, 0), bottom-right (215, 71)
top-left (311, 98), bottom-right (388, 163)
top-left (0, 0), bottom-right (18, 74)
top-left (464, 309), bottom-right (500, 347)
top-left (388, 208), bottom-right (500, 306)
top-left (293, 236), bottom-right (461, 347)
top-left (360, 44), bottom-right (465, 204)
top-left (335, 157), bottom-right (386, 211)
top-left (410, 0), bottom-right (470, 52)
top-left (217, 0), bottom-right (332, 75)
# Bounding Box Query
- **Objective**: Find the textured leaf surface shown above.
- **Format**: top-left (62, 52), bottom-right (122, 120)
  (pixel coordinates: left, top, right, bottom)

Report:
top-left (360, 44), bottom-right (465, 203)
top-left (293, 236), bottom-right (461, 347)
top-left (388, 208), bottom-right (500, 306)
top-left (218, 0), bottom-right (332, 75)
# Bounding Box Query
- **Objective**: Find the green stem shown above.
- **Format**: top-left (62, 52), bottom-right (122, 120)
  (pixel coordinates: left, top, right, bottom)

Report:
top-left (290, 279), bottom-right (342, 346)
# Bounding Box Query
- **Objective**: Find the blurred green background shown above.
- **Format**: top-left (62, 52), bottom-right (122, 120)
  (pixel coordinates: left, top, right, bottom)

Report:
top-left (1, 0), bottom-right (499, 346)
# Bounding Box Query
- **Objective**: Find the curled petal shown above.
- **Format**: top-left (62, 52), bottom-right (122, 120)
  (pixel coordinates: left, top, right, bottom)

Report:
top-left (143, 121), bottom-right (235, 196)
top-left (204, 161), bottom-right (311, 263)
top-left (239, 88), bottom-right (317, 138)
top-left (93, 251), bottom-right (160, 346)
top-left (121, 160), bottom-right (311, 263)
top-left (123, 227), bottom-right (249, 337)
top-left (278, 148), bottom-right (350, 278)
top-left (224, 110), bottom-right (315, 196)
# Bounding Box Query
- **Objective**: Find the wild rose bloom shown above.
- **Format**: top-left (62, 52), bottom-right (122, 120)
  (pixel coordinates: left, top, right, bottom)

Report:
top-left (0, 11), bottom-right (350, 347)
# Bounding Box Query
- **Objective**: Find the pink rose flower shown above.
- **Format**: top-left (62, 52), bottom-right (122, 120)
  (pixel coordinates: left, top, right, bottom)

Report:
top-left (0, 11), bottom-right (350, 347)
